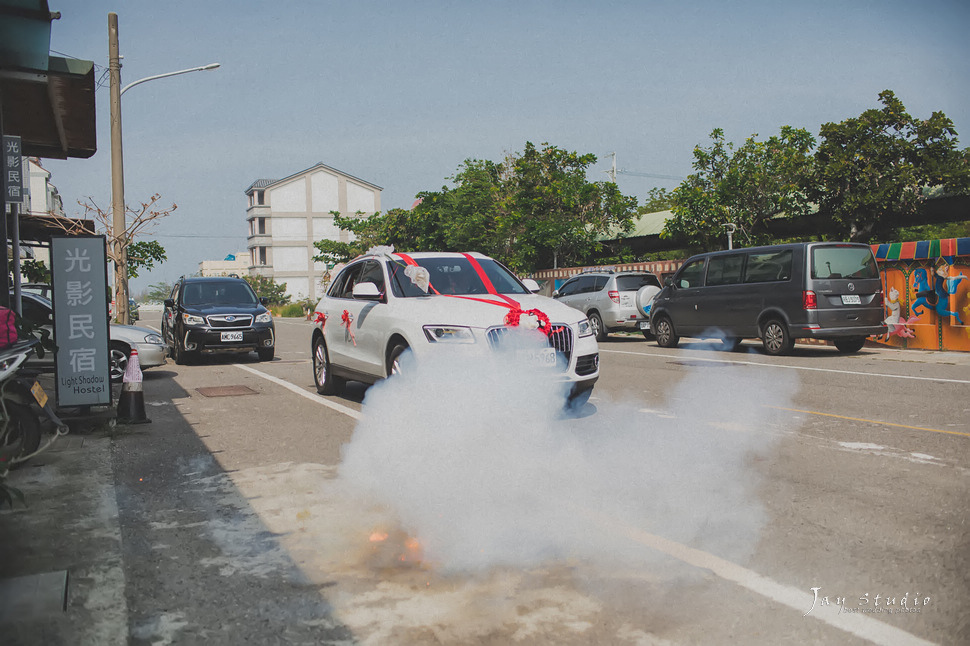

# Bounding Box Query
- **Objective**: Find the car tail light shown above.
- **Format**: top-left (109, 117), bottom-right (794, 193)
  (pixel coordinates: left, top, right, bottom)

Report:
top-left (803, 290), bottom-right (817, 310)
top-left (874, 290), bottom-right (884, 306)
top-left (608, 290), bottom-right (620, 304)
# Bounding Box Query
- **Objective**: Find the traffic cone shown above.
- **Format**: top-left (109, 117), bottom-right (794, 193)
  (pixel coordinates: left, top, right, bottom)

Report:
top-left (117, 348), bottom-right (150, 424)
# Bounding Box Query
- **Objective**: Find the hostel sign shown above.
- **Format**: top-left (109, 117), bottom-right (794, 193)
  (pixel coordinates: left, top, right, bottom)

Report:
top-left (50, 235), bottom-right (112, 407)
top-left (3, 135), bottom-right (24, 203)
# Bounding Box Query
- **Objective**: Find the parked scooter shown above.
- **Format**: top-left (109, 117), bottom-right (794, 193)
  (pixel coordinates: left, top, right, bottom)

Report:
top-left (0, 338), bottom-right (69, 472)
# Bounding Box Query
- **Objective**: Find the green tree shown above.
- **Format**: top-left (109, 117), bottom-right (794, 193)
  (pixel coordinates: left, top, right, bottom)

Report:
top-left (664, 126), bottom-right (815, 250)
top-left (20, 259), bottom-right (50, 284)
top-left (244, 275), bottom-right (290, 306)
top-left (127, 240), bottom-right (167, 279)
top-left (316, 143), bottom-right (640, 273)
top-left (639, 187), bottom-right (674, 213)
top-left (143, 281), bottom-right (173, 302)
top-left (495, 142), bottom-right (639, 270)
top-left (810, 90), bottom-right (970, 242)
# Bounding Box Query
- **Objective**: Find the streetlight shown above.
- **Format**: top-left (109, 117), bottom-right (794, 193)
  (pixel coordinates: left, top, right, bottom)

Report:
top-left (108, 12), bottom-right (219, 324)
top-left (121, 63), bottom-right (221, 96)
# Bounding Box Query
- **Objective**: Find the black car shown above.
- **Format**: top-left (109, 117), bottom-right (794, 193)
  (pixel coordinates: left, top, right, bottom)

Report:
top-left (162, 276), bottom-right (276, 364)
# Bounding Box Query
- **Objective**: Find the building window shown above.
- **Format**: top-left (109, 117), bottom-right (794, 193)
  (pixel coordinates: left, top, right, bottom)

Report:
top-left (256, 190), bottom-right (265, 205)
top-left (257, 217), bottom-right (266, 234)
top-left (258, 247), bottom-right (267, 266)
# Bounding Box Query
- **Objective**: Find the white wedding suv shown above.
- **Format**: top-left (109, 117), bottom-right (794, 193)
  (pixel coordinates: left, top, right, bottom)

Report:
top-left (310, 250), bottom-right (599, 407)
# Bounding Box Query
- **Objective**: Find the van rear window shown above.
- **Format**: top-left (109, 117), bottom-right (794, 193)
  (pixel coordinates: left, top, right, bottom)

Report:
top-left (811, 246), bottom-right (879, 280)
top-left (744, 250), bottom-right (793, 283)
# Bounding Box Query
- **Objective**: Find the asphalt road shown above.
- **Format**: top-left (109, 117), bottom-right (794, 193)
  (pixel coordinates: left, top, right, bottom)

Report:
top-left (7, 310), bottom-right (968, 645)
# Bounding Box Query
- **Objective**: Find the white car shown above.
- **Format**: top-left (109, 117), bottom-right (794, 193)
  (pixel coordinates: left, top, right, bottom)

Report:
top-left (310, 250), bottom-right (599, 407)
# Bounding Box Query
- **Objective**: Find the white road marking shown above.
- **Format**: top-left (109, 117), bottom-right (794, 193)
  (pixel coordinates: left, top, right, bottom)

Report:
top-left (232, 363), bottom-right (362, 420)
top-left (586, 511), bottom-right (937, 646)
top-left (239, 361), bottom-right (938, 645)
top-left (601, 348), bottom-right (970, 384)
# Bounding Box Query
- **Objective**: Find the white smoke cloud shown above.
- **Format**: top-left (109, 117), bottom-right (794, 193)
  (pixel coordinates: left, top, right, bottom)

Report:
top-left (337, 333), bottom-right (799, 575)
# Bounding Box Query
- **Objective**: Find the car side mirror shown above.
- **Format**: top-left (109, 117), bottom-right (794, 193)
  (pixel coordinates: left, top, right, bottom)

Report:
top-left (521, 278), bottom-right (540, 293)
top-left (259, 297), bottom-right (269, 306)
top-left (352, 282), bottom-right (382, 300)
top-left (164, 298), bottom-right (175, 307)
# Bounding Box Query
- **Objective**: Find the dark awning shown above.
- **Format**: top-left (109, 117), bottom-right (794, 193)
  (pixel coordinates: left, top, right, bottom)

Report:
top-left (0, 55), bottom-right (97, 159)
top-left (0, 0), bottom-right (97, 159)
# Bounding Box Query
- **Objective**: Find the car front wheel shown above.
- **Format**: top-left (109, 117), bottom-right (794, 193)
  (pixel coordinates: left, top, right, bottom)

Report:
top-left (313, 336), bottom-right (344, 395)
top-left (721, 337), bottom-right (742, 352)
top-left (172, 337), bottom-right (198, 365)
top-left (653, 315), bottom-right (679, 348)
top-left (387, 342), bottom-right (411, 376)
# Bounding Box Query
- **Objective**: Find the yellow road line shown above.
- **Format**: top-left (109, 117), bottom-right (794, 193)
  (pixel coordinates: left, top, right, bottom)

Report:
top-left (768, 406), bottom-right (970, 438)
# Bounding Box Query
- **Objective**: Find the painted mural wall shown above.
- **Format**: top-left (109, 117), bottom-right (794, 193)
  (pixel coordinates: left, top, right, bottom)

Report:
top-left (871, 238), bottom-right (970, 352)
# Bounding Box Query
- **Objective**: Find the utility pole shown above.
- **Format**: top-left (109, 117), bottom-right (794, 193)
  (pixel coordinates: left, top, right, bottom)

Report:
top-left (108, 12), bottom-right (128, 325)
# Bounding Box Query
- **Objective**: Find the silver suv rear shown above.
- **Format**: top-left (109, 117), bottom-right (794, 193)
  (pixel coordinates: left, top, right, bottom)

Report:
top-left (553, 270), bottom-right (662, 341)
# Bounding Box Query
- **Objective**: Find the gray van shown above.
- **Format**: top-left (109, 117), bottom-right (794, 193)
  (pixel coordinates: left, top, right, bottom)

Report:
top-left (649, 242), bottom-right (886, 355)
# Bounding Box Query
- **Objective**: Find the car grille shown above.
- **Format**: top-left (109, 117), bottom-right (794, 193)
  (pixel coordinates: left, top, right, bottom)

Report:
top-left (486, 324), bottom-right (574, 372)
top-left (206, 314), bottom-right (254, 328)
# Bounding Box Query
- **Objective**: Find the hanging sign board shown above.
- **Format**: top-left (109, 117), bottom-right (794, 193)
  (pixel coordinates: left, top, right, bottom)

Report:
top-left (50, 235), bottom-right (112, 407)
top-left (3, 135), bottom-right (24, 203)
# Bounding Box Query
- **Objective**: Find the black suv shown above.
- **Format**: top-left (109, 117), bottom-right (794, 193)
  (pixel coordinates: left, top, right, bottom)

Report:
top-left (162, 276), bottom-right (276, 364)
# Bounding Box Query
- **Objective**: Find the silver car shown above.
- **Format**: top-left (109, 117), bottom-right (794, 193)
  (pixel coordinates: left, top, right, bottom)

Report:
top-left (553, 270), bottom-right (662, 341)
top-left (15, 292), bottom-right (167, 382)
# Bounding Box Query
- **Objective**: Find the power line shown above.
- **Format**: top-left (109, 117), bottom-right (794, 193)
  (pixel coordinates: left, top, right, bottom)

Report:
top-left (152, 234), bottom-right (245, 239)
top-left (602, 152), bottom-right (685, 183)
top-left (617, 170), bottom-right (685, 181)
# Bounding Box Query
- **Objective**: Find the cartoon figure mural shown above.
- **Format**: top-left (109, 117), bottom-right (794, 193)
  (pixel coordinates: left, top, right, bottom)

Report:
top-left (882, 286), bottom-right (917, 339)
top-left (871, 237), bottom-right (970, 351)
top-left (911, 264), bottom-right (967, 324)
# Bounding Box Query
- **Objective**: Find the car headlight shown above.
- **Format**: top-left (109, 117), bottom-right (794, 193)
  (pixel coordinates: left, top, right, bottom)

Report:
top-left (144, 333), bottom-right (163, 345)
top-left (577, 319), bottom-right (593, 337)
top-left (256, 312), bottom-right (273, 324)
top-left (423, 325), bottom-right (475, 343)
top-left (182, 313), bottom-right (204, 326)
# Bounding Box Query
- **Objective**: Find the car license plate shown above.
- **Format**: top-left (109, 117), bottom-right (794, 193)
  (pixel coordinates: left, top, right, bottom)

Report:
top-left (30, 381), bottom-right (48, 408)
top-left (638, 320), bottom-right (651, 330)
top-left (221, 331), bottom-right (244, 342)
top-left (841, 295), bottom-right (861, 305)
top-left (516, 347), bottom-right (558, 368)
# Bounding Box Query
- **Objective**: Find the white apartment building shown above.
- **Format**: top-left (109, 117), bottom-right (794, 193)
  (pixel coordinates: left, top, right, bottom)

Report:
top-left (245, 162), bottom-right (382, 300)
top-left (198, 252), bottom-right (250, 277)
top-left (20, 157), bottom-right (66, 266)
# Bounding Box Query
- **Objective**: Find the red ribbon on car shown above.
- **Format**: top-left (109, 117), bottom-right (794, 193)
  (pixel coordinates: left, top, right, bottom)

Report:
top-left (341, 309), bottom-right (356, 345)
top-left (394, 252), bottom-right (553, 336)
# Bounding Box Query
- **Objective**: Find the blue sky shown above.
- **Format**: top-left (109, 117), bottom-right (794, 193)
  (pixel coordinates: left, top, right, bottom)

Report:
top-left (41, 0), bottom-right (970, 294)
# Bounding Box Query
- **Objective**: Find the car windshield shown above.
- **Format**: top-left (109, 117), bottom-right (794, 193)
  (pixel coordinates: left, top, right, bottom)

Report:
top-left (183, 281), bottom-right (258, 306)
top-left (388, 256), bottom-right (530, 298)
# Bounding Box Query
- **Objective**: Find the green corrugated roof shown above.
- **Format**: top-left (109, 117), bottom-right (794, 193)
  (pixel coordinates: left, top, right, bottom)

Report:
top-left (599, 209), bottom-right (672, 240)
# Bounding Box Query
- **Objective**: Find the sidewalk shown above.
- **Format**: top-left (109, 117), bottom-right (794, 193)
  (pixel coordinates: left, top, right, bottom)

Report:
top-left (0, 425), bottom-right (127, 645)
top-left (0, 367), bottom-right (353, 645)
